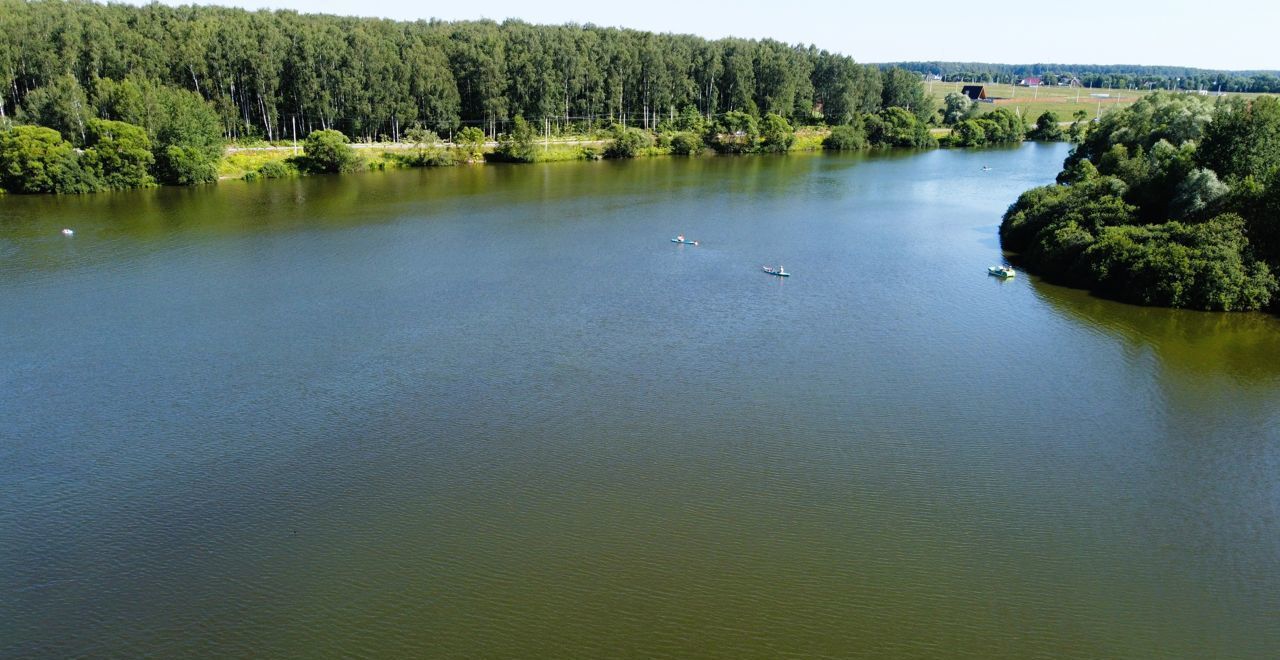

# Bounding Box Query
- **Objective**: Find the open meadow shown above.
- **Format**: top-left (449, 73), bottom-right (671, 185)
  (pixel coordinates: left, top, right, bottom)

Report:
top-left (927, 80), bottom-right (1157, 121)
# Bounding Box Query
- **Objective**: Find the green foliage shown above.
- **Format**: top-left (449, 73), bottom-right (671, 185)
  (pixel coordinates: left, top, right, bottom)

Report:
top-left (1006, 88), bottom-right (1280, 310)
top-left (1000, 177), bottom-right (1133, 256)
top-left (814, 55), bottom-right (882, 125)
top-left (669, 131), bottom-right (704, 155)
top-left (302, 129), bottom-right (363, 173)
top-left (1002, 166), bottom-right (1278, 310)
top-left (950, 120), bottom-right (986, 148)
top-left (1067, 92), bottom-right (1213, 172)
top-left (1196, 96), bottom-right (1280, 183)
top-left (707, 111), bottom-right (760, 153)
top-left (976, 108), bottom-right (1026, 144)
top-left (146, 84), bottom-right (226, 185)
top-left (491, 116), bottom-right (538, 163)
top-left (1057, 158), bottom-right (1099, 185)
top-left (1067, 118), bottom-right (1090, 144)
top-left (0, 125), bottom-right (95, 193)
top-left (941, 92), bottom-right (976, 126)
top-left (1171, 168), bottom-right (1228, 219)
top-left (605, 125), bottom-right (655, 159)
top-left (823, 123), bottom-right (867, 150)
top-left (759, 113), bottom-right (795, 153)
top-left (0, 2), bottom-right (898, 145)
top-left (865, 108), bottom-right (935, 149)
top-left (388, 149), bottom-right (459, 168)
top-left (17, 74), bottom-right (91, 145)
top-left (404, 127), bottom-right (439, 148)
top-left (390, 128), bottom-right (458, 167)
top-left (1027, 111), bottom-right (1064, 141)
top-left (880, 67), bottom-right (929, 122)
top-left (92, 76), bottom-right (221, 183)
top-left (254, 160), bottom-right (296, 180)
top-left (675, 106), bottom-right (707, 134)
top-left (1080, 215), bottom-right (1274, 310)
top-left (80, 119), bottom-right (154, 190)
top-left (455, 127), bottom-right (487, 161)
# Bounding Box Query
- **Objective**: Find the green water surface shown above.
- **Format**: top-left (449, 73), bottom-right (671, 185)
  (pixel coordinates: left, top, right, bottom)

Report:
top-left (2, 145), bottom-right (1278, 657)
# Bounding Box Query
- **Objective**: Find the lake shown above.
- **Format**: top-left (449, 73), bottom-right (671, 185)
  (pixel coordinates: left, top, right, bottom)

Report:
top-left (2, 145), bottom-right (1278, 657)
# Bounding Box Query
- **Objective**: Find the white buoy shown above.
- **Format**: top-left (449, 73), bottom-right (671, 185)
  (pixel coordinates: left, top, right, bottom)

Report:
top-left (61, 228), bottom-right (74, 236)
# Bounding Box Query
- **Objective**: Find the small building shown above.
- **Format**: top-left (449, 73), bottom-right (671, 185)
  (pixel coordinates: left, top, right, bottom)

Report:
top-left (960, 85), bottom-right (987, 101)
top-left (1017, 76), bottom-right (1043, 87)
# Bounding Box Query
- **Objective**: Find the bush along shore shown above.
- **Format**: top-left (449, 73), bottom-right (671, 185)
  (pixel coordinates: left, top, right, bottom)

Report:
top-left (5, 100), bottom-right (1056, 191)
top-left (1000, 92), bottom-right (1280, 312)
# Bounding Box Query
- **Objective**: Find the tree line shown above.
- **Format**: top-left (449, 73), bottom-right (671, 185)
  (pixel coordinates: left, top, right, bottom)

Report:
top-left (891, 61), bottom-right (1280, 93)
top-left (1000, 93), bottom-right (1280, 311)
top-left (0, 0), bottom-right (914, 144)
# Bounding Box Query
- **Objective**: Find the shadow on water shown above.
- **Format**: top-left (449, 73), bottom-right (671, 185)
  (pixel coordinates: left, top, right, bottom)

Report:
top-left (1028, 276), bottom-right (1280, 383)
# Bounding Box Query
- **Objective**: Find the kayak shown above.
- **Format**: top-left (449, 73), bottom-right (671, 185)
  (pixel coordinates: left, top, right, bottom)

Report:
top-left (671, 238), bottom-right (699, 245)
top-left (762, 266), bottom-right (790, 277)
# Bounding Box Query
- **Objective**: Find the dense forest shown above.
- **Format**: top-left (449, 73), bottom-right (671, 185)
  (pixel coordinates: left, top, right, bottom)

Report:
top-left (890, 61), bottom-right (1280, 93)
top-left (0, 0), bottom-right (947, 193)
top-left (1000, 93), bottom-right (1280, 311)
top-left (0, 0), bottom-right (906, 142)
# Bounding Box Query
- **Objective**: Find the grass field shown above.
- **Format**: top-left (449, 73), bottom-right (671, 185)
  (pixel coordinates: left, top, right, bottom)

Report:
top-left (927, 81), bottom-right (1158, 122)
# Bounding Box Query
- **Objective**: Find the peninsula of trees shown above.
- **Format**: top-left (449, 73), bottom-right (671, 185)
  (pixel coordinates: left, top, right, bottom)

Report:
top-left (1000, 93), bottom-right (1280, 311)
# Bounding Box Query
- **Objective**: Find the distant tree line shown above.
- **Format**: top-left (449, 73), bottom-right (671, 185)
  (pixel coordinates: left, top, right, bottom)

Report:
top-left (1000, 93), bottom-right (1280, 311)
top-left (890, 61), bottom-right (1280, 93)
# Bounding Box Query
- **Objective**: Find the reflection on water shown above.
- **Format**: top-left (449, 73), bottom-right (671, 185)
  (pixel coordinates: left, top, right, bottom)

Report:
top-left (1030, 277), bottom-right (1280, 383)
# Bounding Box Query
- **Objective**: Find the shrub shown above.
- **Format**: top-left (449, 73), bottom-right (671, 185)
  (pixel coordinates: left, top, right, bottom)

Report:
top-left (302, 129), bottom-right (363, 173)
top-left (759, 113), bottom-right (795, 152)
top-left (604, 125), bottom-right (654, 158)
top-left (669, 131), bottom-right (704, 155)
top-left (0, 125), bottom-right (96, 193)
top-left (706, 110), bottom-right (759, 153)
top-left (455, 127), bottom-right (486, 161)
top-left (865, 108), bottom-right (936, 149)
top-left (823, 124), bottom-right (866, 150)
top-left (81, 119), bottom-right (154, 190)
top-left (1027, 111), bottom-right (1064, 141)
top-left (950, 120), bottom-right (987, 147)
top-left (491, 116), bottom-right (537, 163)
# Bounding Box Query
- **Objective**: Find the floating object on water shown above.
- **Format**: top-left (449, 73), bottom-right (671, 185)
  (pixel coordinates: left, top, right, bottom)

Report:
top-left (671, 235), bottom-right (699, 246)
top-left (61, 228), bottom-right (74, 236)
top-left (762, 265), bottom-right (789, 277)
top-left (981, 166), bottom-right (992, 172)
top-left (988, 265), bottom-right (1015, 278)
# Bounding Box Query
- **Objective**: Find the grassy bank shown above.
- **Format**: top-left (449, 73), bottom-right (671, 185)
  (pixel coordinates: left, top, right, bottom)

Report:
top-left (221, 129), bottom-right (833, 181)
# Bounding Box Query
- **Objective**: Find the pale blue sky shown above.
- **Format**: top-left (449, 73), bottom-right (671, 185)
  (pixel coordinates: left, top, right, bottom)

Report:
top-left (140, 0), bottom-right (1279, 70)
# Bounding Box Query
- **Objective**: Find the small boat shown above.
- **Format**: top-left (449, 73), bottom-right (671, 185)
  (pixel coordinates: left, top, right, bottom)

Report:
top-left (988, 265), bottom-right (1015, 278)
top-left (981, 166), bottom-right (992, 172)
top-left (762, 265), bottom-right (790, 277)
top-left (61, 228), bottom-right (74, 236)
top-left (671, 235), bottom-right (699, 246)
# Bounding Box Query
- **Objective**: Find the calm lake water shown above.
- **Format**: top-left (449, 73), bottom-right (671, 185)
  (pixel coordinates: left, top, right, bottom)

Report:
top-left (3, 145), bottom-right (1278, 658)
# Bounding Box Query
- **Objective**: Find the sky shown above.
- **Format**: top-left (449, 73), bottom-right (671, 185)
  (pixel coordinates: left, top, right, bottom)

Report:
top-left (136, 0), bottom-right (1280, 71)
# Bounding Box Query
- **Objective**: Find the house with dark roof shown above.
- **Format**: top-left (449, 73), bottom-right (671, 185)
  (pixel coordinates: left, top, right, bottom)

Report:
top-left (960, 85), bottom-right (987, 101)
